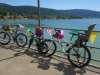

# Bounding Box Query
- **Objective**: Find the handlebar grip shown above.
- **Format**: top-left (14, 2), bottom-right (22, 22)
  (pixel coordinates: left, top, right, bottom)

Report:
top-left (91, 23), bottom-right (96, 26)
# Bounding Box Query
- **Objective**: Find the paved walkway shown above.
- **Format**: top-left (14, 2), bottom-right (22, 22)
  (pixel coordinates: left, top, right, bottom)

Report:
top-left (0, 43), bottom-right (100, 75)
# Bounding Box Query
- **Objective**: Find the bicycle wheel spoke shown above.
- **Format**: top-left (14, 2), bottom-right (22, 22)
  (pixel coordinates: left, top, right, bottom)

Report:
top-left (67, 44), bottom-right (91, 68)
top-left (45, 41), bottom-right (55, 55)
top-left (0, 32), bottom-right (10, 44)
top-left (38, 40), bottom-right (56, 57)
top-left (16, 33), bottom-right (27, 47)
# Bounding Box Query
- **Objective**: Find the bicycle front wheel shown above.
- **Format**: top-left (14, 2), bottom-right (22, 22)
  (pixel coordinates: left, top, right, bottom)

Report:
top-left (67, 44), bottom-right (91, 68)
top-left (38, 39), bottom-right (57, 57)
top-left (16, 33), bottom-right (27, 47)
top-left (0, 32), bottom-right (10, 44)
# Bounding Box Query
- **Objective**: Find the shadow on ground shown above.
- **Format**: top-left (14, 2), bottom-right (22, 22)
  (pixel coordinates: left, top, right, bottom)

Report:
top-left (0, 43), bottom-right (100, 75)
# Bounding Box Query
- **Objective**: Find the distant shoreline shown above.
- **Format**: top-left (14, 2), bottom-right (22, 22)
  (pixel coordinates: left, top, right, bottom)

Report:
top-left (0, 18), bottom-right (100, 22)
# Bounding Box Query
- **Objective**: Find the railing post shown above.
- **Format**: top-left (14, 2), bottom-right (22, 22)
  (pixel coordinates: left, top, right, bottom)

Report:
top-left (37, 0), bottom-right (40, 27)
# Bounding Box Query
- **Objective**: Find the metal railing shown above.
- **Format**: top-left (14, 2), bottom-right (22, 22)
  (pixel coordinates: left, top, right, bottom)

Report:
top-left (0, 25), bottom-right (100, 67)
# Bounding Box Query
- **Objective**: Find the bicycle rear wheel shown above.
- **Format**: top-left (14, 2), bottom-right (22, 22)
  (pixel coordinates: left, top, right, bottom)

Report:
top-left (38, 39), bottom-right (57, 57)
top-left (0, 32), bottom-right (10, 44)
top-left (16, 33), bottom-right (27, 47)
top-left (67, 44), bottom-right (91, 68)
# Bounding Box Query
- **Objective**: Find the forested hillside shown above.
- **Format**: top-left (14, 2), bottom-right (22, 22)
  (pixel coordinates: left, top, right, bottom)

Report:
top-left (0, 3), bottom-right (100, 20)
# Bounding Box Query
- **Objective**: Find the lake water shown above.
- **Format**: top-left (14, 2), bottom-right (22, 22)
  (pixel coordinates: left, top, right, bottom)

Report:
top-left (1, 19), bottom-right (100, 30)
top-left (0, 19), bottom-right (100, 66)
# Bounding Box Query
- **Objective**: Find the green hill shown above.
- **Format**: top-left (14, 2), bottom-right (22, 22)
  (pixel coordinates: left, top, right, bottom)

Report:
top-left (0, 3), bottom-right (100, 19)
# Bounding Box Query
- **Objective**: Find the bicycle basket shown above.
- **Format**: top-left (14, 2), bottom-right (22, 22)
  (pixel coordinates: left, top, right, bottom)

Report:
top-left (2, 26), bottom-right (9, 31)
top-left (58, 32), bottom-right (64, 39)
top-left (53, 30), bottom-right (64, 39)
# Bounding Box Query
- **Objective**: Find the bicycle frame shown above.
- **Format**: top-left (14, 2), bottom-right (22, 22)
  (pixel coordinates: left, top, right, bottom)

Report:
top-left (2, 24), bottom-right (25, 43)
top-left (50, 28), bottom-right (75, 54)
top-left (5, 25), bottom-right (19, 42)
top-left (57, 38), bottom-right (70, 53)
top-left (28, 31), bottom-right (42, 48)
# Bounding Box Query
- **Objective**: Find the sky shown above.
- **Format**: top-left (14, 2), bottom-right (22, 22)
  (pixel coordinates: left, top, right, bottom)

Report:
top-left (0, 0), bottom-right (100, 11)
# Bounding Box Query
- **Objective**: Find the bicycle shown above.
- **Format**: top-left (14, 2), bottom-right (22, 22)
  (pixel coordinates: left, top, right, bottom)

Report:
top-left (27, 28), bottom-right (47, 53)
top-left (0, 24), bottom-right (27, 47)
top-left (38, 24), bottom-right (96, 68)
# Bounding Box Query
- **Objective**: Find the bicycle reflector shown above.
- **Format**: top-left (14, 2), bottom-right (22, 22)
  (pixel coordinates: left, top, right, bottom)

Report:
top-left (35, 27), bottom-right (42, 38)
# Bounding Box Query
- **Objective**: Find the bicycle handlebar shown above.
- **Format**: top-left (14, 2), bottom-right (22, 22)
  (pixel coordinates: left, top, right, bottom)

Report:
top-left (90, 23), bottom-right (96, 26)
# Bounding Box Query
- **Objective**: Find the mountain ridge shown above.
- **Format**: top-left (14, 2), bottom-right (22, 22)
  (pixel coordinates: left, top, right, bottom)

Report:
top-left (0, 3), bottom-right (100, 19)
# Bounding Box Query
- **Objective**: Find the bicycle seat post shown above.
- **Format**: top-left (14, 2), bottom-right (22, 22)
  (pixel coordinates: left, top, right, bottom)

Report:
top-left (15, 25), bottom-right (19, 34)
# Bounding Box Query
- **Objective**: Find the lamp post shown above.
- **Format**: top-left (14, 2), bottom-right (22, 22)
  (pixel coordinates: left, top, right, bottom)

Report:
top-left (37, 0), bottom-right (40, 27)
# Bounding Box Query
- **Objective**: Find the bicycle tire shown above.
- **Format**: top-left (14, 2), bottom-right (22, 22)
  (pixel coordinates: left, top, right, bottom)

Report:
top-left (38, 39), bottom-right (57, 57)
top-left (67, 44), bottom-right (91, 68)
top-left (0, 32), bottom-right (10, 44)
top-left (16, 33), bottom-right (27, 47)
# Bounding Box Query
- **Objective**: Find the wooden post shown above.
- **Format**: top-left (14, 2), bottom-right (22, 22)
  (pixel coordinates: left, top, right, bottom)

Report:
top-left (37, 0), bottom-right (40, 27)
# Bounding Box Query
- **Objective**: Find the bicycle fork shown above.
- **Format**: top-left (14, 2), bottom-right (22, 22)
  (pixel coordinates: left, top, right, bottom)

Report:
top-left (3, 33), bottom-right (7, 39)
top-left (28, 37), bottom-right (33, 48)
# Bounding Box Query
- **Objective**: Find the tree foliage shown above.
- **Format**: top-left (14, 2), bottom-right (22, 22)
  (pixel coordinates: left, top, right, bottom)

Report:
top-left (0, 3), bottom-right (100, 20)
